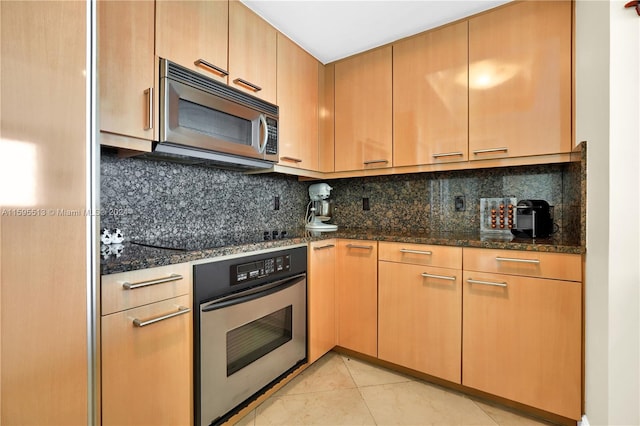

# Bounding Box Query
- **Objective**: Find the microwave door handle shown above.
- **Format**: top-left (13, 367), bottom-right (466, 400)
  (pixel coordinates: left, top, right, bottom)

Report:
top-left (258, 114), bottom-right (268, 154)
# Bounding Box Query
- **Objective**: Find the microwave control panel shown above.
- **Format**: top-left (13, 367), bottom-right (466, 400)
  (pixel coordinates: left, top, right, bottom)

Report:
top-left (265, 117), bottom-right (278, 155)
top-left (231, 253), bottom-right (290, 285)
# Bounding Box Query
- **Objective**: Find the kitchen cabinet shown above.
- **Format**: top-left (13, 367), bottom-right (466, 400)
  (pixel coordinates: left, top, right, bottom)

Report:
top-left (462, 248), bottom-right (582, 419)
top-left (99, 0), bottom-right (156, 149)
top-left (155, 0), bottom-right (228, 83)
top-left (1, 1), bottom-right (89, 423)
top-left (334, 47), bottom-right (393, 172)
top-left (335, 240), bottom-right (378, 357)
top-left (277, 34), bottom-right (319, 170)
top-left (468, 0), bottom-right (572, 160)
top-left (229, 0), bottom-right (277, 103)
top-left (308, 240), bottom-right (337, 363)
top-left (378, 243), bottom-right (462, 383)
top-left (101, 263), bottom-right (193, 426)
top-left (393, 21), bottom-right (468, 167)
top-left (318, 63), bottom-right (336, 173)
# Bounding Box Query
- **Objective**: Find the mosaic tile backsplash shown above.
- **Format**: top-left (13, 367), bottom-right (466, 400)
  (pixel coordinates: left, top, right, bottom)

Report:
top-left (101, 149), bottom-right (582, 243)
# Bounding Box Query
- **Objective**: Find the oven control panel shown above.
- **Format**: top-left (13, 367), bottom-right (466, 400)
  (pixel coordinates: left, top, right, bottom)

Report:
top-left (231, 254), bottom-right (291, 285)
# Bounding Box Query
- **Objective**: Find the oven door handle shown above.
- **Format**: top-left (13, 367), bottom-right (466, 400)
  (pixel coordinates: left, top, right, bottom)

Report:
top-left (201, 273), bottom-right (306, 312)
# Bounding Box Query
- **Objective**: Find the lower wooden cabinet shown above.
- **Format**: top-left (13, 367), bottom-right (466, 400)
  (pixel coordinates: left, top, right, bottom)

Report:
top-left (378, 261), bottom-right (461, 383)
top-left (462, 270), bottom-right (582, 419)
top-left (308, 240), bottom-right (337, 363)
top-left (335, 240), bottom-right (378, 357)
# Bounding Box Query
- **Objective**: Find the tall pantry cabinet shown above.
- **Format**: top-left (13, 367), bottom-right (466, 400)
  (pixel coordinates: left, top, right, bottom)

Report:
top-left (0, 1), bottom-right (89, 424)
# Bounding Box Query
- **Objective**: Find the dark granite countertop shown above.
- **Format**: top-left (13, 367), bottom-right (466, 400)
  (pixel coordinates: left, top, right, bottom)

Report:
top-left (100, 228), bottom-right (584, 275)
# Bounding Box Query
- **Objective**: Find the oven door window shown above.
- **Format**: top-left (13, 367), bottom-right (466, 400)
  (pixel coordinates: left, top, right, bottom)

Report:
top-left (227, 305), bottom-right (293, 376)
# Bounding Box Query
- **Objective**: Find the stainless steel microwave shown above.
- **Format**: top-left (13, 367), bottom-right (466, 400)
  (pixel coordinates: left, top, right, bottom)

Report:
top-left (154, 58), bottom-right (278, 170)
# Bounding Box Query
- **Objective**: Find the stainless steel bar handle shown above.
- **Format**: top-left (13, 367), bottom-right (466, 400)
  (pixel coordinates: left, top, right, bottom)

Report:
top-left (233, 78), bottom-right (262, 92)
top-left (258, 114), bottom-right (268, 153)
top-left (467, 278), bottom-right (508, 288)
top-left (313, 244), bottom-right (336, 250)
top-left (346, 244), bottom-right (374, 250)
top-left (432, 152), bottom-right (464, 158)
top-left (400, 248), bottom-right (433, 255)
top-left (495, 257), bottom-right (540, 264)
top-left (363, 159), bottom-right (389, 165)
top-left (133, 306), bottom-right (191, 327)
top-left (122, 274), bottom-right (183, 290)
top-left (472, 147), bottom-right (509, 155)
top-left (193, 59), bottom-right (229, 76)
top-left (421, 272), bottom-right (456, 281)
top-left (144, 88), bottom-right (153, 131)
top-left (281, 156), bottom-right (303, 163)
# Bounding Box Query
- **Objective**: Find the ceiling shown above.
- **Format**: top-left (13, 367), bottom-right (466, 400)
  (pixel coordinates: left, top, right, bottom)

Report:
top-left (240, 0), bottom-right (513, 64)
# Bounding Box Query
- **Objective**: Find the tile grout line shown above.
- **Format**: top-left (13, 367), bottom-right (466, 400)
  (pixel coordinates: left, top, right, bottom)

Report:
top-left (339, 354), bottom-right (380, 425)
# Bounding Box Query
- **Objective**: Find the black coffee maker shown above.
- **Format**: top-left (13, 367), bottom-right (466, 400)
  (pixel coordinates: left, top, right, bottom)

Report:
top-left (511, 200), bottom-right (554, 238)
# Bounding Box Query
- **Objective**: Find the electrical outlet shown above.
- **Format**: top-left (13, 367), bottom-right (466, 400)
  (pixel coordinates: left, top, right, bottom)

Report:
top-left (274, 196), bottom-right (280, 210)
top-left (363, 197), bottom-right (370, 211)
top-left (454, 196), bottom-right (465, 212)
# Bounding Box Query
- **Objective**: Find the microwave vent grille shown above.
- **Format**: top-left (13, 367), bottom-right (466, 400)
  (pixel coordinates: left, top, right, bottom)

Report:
top-left (166, 61), bottom-right (278, 117)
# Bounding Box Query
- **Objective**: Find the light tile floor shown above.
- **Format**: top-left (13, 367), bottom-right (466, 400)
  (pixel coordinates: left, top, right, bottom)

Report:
top-left (235, 351), bottom-right (556, 426)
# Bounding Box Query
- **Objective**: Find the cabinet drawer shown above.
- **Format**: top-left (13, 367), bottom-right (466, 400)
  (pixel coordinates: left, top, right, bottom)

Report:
top-left (379, 241), bottom-right (462, 269)
top-left (463, 248), bottom-right (581, 282)
top-left (102, 263), bottom-right (192, 315)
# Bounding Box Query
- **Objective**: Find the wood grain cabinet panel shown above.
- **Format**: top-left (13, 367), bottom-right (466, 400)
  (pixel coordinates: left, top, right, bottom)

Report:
top-left (155, 0), bottom-right (229, 83)
top-left (277, 34), bottom-right (319, 171)
top-left (378, 241), bottom-right (462, 269)
top-left (379, 261), bottom-right (461, 383)
top-left (462, 270), bottom-right (581, 419)
top-left (102, 294), bottom-right (193, 426)
top-left (335, 47), bottom-right (393, 172)
top-left (308, 240), bottom-right (337, 363)
top-left (99, 0), bottom-right (156, 146)
top-left (229, 0), bottom-right (277, 103)
top-left (335, 240), bottom-right (378, 357)
top-left (468, 1), bottom-right (572, 160)
top-left (393, 21), bottom-right (468, 166)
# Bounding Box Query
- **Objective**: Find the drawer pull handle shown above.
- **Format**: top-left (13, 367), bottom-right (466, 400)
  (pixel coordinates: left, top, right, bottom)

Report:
top-left (346, 244), bottom-right (374, 250)
top-left (233, 78), bottom-right (262, 92)
top-left (495, 257), bottom-right (540, 264)
top-left (472, 147), bottom-right (508, 155)
top-left (194, 59), bottom-right (229, 77)
top-left (144, 87), bottom-right (153, 130)
top-left (467, 278), bottom-right (508, 288)
top-left (421, 272), bottom-right (456, 281)
top-left (133, 306), bottom-right (191, 327)
top-left (122, 274), bottom-right (183, 290)
top-left (313, 244), bottom-right (335, 250)
top-left (281, 156), bottom-right (303, 163)
top-left (363, 159), bottom-right (389, 165)
top-left (432, 152), bottom-right (464, 158)
top-left (400, 248), bottom-right (433, 255)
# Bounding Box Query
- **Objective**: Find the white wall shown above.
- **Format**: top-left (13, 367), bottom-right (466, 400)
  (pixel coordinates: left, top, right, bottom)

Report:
top-left (577, 1), bottom-right (640, 424)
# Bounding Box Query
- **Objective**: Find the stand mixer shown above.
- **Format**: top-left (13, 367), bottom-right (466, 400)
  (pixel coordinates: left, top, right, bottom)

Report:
top-left (305, 183), bottom-right (337, 232)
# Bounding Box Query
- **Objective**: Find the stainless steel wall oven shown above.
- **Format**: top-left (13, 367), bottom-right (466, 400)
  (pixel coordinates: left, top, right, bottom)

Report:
top-left (193, 246), bottom-right (307, 426)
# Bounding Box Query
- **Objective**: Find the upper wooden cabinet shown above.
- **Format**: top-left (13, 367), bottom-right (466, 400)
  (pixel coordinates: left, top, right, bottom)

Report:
top-left (277, 34), bottom-right (319, 170)
top-left (468, 1), bottom-right (572, 160)
top-left (229, 0), bottom-right (277, 103)
top-left (393, 21), bottom-right (469, 167)
top-left (99, 0), bottom-right (156, 145)
top-left (155, 0), bottom-right (229, 83)
top-left (335, 46), bottom-right (393, 172)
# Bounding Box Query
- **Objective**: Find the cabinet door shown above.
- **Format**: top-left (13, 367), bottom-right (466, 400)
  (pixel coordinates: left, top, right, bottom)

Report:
top-left (99, 0), bottom-right (155, 142)
top-left (335, 47), bottom-right (392, 172)
top-left (277, 34), bottom-right (319, 170)
top-left (102, 295), bottom-right (193, 426)
top-left (393, 21), bottom-right (468, 166)
top-left (379, 262), bottom-right (461, 383)
top-left (156, 0), bottom-right (229, 83)
top-left (308, 240), bottom-right (336, 363)
top-left (468, 1), bottom-right (572, 160)
top-left (462, 271), bottom-right (581, 419)
top-left (229, 0), bottom-right (277, 103)
top-left (335, 240), bottom-right (378, 357)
